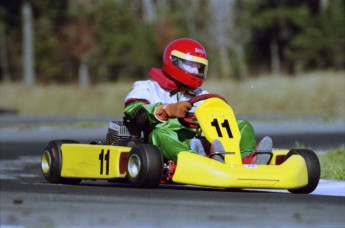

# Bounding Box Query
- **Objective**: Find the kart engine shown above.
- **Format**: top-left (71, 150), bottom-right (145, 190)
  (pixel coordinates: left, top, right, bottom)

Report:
top-left (105, 121), bottom-right (144, 146)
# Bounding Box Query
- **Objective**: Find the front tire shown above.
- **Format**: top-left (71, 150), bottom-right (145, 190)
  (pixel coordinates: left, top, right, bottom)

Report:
top-left (41, 140), bottom-right (82, 185)
top-left (286, 149), bottom-right (320, 194)
top-left (126, 144), bottom-right (163, 188)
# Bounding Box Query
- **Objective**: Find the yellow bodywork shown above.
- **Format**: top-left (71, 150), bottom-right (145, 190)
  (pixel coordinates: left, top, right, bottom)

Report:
top-left (60, 144), bottom-right (130, 179)
top-left (173, 98), bottom-right (309, 190)
top-left (195, 98), bottom-right (242, 165)
top-left (173, 151), bottom-right (308, 189)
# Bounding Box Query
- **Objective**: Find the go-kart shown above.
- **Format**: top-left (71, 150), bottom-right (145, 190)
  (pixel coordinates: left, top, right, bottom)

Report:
top-left (41, 94), bottom-right (320, 194)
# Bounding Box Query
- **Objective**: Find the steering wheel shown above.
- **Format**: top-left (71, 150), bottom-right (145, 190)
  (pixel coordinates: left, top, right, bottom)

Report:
top-left (178, 94), bottom-right (227, 128)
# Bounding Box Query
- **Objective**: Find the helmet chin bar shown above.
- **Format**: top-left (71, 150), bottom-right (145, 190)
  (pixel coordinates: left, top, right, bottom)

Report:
top-left (173, 80), bottom-right (197, 96)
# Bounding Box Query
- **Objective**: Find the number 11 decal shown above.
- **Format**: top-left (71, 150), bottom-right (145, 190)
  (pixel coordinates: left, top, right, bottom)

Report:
top-left (211, 119), bottom-right (233, 138)
top-left (99, 149), bottom-right (110, 175)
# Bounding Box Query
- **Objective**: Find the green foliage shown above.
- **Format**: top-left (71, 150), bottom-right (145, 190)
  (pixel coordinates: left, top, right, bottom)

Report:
top-left (249, 1), bottom-right (311, 73)
top-left (319, 146), bottom-right (345, 181)
top-left (248, 0), bottom-right (345, 74)
top-left (31, 0), bottom-right (69, 82)
top-left (0, 0), bottom-right (344, 83)
top-left (0, 1), bottom-right (22, 81)
top-left (91, 0), bottom-right (156, 81)
top-left (288, 0), bottom-right (345, 71)
top-left (35, 16), bottom-right (63, 82)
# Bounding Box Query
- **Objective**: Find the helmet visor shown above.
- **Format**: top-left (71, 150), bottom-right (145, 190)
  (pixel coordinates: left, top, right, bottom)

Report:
top-left (171, 50), bottom-right (208, 79)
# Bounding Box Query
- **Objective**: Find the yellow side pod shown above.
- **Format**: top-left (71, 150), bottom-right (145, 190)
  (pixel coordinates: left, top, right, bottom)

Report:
top-left (60, 144), bottom-right (130, 179)
top-left (173, 152), bottom-right (308, 190)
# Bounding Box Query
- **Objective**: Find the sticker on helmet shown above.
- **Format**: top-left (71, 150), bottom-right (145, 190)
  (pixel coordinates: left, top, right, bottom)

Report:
top-left (195, 48), bottom-right (206, 55)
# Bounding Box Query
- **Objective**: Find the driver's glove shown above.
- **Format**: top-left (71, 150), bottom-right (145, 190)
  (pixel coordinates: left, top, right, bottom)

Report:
top-left (155, 101), bottom-right (192, 121)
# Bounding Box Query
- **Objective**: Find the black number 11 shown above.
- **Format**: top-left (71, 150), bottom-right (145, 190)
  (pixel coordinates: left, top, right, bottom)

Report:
top-left (99, 149), bottom-right (110, 175)
top-left (211, 119), bottom-right (233, 138)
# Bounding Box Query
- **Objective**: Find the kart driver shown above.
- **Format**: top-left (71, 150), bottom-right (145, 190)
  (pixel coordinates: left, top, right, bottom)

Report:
top-left (124, 38), bottom-right (271, 164)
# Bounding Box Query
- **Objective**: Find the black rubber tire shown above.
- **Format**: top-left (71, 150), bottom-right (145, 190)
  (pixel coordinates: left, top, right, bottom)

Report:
top-left (126, 144), bottom-right (163, 188)
top-left (285, 149), bottom-right (320, 194)
top-left (41, 140), bottom-right (82, 185)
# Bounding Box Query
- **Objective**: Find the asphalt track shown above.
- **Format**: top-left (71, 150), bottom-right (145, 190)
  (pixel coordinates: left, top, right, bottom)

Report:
top-left (1, 117), bottom-right (345, 227)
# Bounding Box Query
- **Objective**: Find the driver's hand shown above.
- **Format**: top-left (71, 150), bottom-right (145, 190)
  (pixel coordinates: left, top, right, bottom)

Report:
top-left (166, 101), bottom-right (192, 118)
top-left (155, 101), bottom-right (192, 121)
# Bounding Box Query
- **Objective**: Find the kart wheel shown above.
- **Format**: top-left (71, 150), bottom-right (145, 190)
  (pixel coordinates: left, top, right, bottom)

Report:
top-left (285, 149), bottom-right (320, 194)
top-left (41, 140), bottom-right (82, 185)
top-left (126, 144), bottom-right (163, 188)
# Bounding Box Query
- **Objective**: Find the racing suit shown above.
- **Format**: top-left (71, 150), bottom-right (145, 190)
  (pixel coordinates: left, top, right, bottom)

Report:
top-left (124, 80), bottom-right (256, 162)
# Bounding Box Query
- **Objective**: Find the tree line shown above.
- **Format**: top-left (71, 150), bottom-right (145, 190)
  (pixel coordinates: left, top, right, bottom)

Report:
top-left (0, 0), bottom-right (344, 85)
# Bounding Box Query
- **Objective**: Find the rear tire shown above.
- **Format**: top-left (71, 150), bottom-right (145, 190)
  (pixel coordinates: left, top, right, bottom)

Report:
top-left (41, 140), bottom-right (82, 185)
top-left (126, 144), bottom-right (163, 188)
top-left (286, 149), bottom-right (320, 194)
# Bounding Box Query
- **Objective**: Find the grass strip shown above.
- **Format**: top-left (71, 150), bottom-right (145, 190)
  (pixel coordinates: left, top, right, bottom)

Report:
top-left (319, 146), bottom-right (345, 181)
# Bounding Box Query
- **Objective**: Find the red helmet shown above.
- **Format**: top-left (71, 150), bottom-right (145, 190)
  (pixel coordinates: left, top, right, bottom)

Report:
top-left (162, 38), bottom-right (208, 90)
